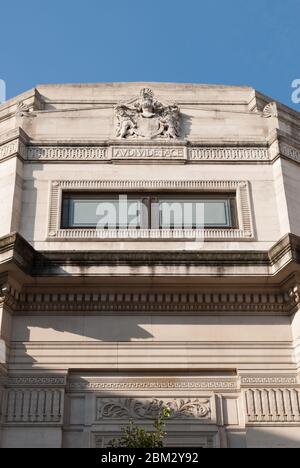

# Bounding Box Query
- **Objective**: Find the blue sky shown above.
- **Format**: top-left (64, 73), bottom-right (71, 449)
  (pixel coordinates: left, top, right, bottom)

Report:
top-left (1, 0), bottom-right (299, 110)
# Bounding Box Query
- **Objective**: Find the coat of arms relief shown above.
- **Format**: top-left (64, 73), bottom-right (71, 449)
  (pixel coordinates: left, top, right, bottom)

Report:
top-left (115, 88), bottom-right (181, 140)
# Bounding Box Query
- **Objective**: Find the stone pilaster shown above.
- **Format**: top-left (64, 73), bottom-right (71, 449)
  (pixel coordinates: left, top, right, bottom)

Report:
top-left (0, 294), bottom-right (12, 446)
top-left (291, 288), bottom-right (300, 379)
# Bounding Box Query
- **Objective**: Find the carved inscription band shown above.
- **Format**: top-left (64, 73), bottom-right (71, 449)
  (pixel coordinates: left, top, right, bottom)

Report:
top-left (1, 140), bottom-right (274, 162)
top-left (27, 145), bottom-right (270, 162)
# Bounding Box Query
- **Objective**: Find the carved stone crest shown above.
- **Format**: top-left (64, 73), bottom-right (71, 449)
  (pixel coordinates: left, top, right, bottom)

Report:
top-left (115, 88), bottom-right (181, 140)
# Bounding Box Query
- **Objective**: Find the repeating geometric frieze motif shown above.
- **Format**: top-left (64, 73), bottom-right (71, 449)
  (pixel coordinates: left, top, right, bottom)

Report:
top-left (280, 143), bottom-right (300, 164)
top-left (96, 398), bottom-right (211, 421)
top-left (5, 388), bottom-right (63, 424)
top-left (190, 147), bottom-right (270, 162)
top-left (54, 228), bottom-right (251, 241)
top-left (28, 146), bottom-right (108, 161)
top-left (241, 376), bottom-right (298, 387)
top-left (7, 376), bottom-right (66, 387)
top-left (27, 145), bottom-right (270, 162)
top-left (68, 378), bottom-right (237, 393)
top-left (245, 388), bottom-right (300, 424)
top-left (0, 142), bottom-right (275, 163)
top-left (2, 141), bottom-right (300, 165)
top-left (17, 291), bottom-right (288, 315)
top-left (0, 141), bottom-right (19, 161)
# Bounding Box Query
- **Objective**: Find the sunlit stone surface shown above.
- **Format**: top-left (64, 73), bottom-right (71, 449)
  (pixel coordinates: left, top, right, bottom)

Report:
top-left (0, 83), bottom-right (300, 448)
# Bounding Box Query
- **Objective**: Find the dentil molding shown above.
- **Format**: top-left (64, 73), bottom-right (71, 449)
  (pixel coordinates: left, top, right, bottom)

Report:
top-left (15, 290), bottom-right (290, 315)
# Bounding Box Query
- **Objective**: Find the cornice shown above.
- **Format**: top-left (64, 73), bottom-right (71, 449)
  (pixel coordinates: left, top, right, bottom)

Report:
top-left (0, 232), bottom-right (300, 288)
top-left (14, 290), bottom-right (291, 316)
top-left (1, 233), bottom-right (300, 315)
top-left (1, 130), bottom-right (300, 166)
top-left (0, 232), bottom-right (38, 279)
top-left (0, 88), bottom-right (44, 123)
top-left (269, 233), bottom-right (300, 265)
top-left (0, 232), bottom-right (300, 272)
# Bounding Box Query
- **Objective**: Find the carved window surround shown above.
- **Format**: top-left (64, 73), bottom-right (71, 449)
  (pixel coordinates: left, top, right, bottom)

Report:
top-left (48, 179), bottom-right (254, 241)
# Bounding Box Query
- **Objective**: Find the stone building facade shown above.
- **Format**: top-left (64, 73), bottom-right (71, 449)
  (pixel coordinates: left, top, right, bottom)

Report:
top-left (0, 82), bottom-right (300, 448)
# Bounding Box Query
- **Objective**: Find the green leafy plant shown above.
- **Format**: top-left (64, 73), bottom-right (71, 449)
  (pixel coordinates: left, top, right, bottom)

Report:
top-left (109, 407), bottom-right (171, 448)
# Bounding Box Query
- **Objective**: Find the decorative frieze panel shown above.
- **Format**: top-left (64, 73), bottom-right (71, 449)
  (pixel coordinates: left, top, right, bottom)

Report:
top-left (5, 388), bottom-right (63, 424)
top-left (16, 290), bottom-right (288, 315)
top-left (54, 228), bottom-right (251, 241)
top-left (96, 398), bottom-right (211, 421)
top-left (0, 141), bottom-right (19, 161)
top-left (28, 146), bottom-right (108, 161)
top-left (0, 139), bottom-right (27, 161)
top-left (241, 376), bottom-right (298, 387)
top-left (7, 376), bottom-right (66, 388)
top-left (47, 179), bottom-right (254, 241)
top-left (245, 388), bottom-right (300, 424)
top-left (280, 143), bottom-right (300, 164)
top-left (68, 377), bottom-right (238, 393)
top-left (27, 145), bottom-right (270, 162)
top-left (1, 140), bottom-right (300, 165)
top-left (190, 147), bottom-right (270, 162)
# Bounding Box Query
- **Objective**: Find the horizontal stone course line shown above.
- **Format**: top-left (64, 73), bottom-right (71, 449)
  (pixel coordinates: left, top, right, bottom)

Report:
top-left (241, 376), bottom-right (298, 386)
top-left (2, 142), bottom-right (300, 166)
top-left (7, 376), bottom-right (66, 387)
top-left (26, 146), bottom-right (271, 162)
top-left (15, 291), bottom-right (289, 314)
top-left (68, 380), bottom-right (238, 392)
top-left (28, 146), bottom-right (108, 161)
top-left (52, 228), bottom-right (252, 240)
top-left (10, 341), bottom-right (293, 349)
top-left (280, 143), bottom-right (300, 163)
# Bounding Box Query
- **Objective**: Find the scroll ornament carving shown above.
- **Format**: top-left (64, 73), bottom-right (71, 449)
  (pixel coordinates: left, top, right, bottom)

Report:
top-left (115, 88), bottom-right (181, 140)
top-left (97, 398), bottom-right (210, 420)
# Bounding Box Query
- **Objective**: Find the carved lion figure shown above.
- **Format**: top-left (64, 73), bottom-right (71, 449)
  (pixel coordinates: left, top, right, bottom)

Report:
top-left (115, 105), bottom-right (137, 139)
